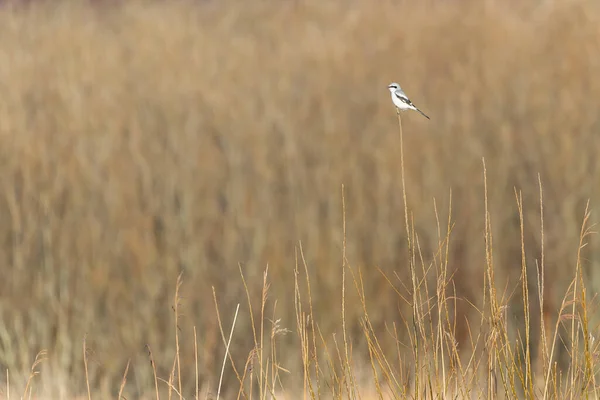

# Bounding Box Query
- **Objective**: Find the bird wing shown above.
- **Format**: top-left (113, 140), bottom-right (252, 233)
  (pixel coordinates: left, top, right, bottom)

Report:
top-left (394, 91), bottom-right (415, 107)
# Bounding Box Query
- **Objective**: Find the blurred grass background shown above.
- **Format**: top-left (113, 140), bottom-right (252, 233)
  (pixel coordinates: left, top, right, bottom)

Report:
top-left (0, 0), bottom-right (600, 397)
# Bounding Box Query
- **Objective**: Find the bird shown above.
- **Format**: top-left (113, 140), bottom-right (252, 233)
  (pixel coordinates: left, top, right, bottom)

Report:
top-left (387, 82), bottom-right (430, 120)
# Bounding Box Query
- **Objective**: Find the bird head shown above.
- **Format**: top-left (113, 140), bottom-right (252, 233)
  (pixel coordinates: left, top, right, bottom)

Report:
top-left (388, 82), bottom-right (401, 92)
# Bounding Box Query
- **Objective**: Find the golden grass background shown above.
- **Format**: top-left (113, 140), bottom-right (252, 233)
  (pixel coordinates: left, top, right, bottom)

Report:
top-left (0, 0), bottom-right (600, 397)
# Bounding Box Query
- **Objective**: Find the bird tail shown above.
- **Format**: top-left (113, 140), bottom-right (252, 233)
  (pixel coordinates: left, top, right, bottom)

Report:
top-left (416, 108), bottom-right (430, 120)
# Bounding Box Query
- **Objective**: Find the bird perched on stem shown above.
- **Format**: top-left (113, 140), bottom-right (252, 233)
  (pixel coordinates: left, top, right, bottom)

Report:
top-left (387, 82), bottom-right (430, 120)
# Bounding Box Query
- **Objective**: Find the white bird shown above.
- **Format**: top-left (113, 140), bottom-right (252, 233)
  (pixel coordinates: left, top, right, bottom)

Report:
top-left (387, 82), bottom-right (430, 120)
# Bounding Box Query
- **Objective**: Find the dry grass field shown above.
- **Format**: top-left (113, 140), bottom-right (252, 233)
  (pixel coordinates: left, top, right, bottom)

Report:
top-left (1, 0), bottom-right (600, 398)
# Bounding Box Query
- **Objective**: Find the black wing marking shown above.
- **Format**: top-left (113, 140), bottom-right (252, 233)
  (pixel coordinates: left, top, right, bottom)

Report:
top-left (394, 92), bottom-right (415, 107)
top-left (395, 91), bottom-right (430, 119)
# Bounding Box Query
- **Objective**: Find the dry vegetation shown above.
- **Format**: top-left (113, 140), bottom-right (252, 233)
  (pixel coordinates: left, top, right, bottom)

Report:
top-left (1, 0), bottom-right (600, 398)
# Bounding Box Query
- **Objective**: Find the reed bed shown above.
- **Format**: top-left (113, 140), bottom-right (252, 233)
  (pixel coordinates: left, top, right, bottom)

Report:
top-left (0, 0), bottom-right (599, 398)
